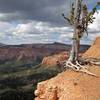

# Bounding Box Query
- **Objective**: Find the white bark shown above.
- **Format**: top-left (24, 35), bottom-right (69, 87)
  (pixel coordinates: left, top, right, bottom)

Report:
top-left (68, 0), bottom-right (81, 62)
top-left (65, 0), bottom-right (96, 77)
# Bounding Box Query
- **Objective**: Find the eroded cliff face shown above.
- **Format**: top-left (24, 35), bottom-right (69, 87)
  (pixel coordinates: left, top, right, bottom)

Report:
top-left (34, 37), bottom-right (100, 100)
top-left (35, 66), bottom-right (100, 100)
top-left (42, 51), bottom-right (68, 66)
top-left (0, 43), bottom-right (89, 62)
top-left (83, 36), bottom-right (100, 59)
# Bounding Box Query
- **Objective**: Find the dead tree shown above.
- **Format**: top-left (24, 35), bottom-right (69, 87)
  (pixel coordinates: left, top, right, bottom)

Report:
top-left (62, 0), bottom-right (100, 76)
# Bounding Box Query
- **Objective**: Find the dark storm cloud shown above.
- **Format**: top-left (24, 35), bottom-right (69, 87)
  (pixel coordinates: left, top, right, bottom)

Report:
top-left (0, 0), bottom-right (64, 12)
top-left (0, 0), bottom-right (71, 25)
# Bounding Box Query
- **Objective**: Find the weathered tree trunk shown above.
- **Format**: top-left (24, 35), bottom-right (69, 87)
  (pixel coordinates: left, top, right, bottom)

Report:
top-left (64, 0), bottom-right (98, 76)
top-left (69, 0), bottom-right (81, 62)
top-left (69, 37), bottom-right (80, 62)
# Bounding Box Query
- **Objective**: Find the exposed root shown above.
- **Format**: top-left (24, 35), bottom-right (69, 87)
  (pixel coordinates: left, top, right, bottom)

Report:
top-left (65, 60), bottom-right (80, 71)
top-left (76, 61), bottom-right (88, 69)
top-left (81, 58), bottom-right (100, 66)
top-left (64, 60), bottom-right (97, 77)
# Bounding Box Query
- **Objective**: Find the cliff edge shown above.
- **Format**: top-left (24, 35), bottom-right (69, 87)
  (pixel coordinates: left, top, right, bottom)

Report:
top-left (35, 66), bottom-right (100, 100)
top-left (34, 37), bottom-right (100, 100)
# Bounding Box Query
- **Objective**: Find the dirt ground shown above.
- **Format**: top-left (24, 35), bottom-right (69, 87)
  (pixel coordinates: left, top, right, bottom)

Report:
top-left (35, 65), bottom-right (100, 100)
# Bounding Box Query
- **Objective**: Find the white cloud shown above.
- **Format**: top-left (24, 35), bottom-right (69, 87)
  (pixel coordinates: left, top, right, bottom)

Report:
top-left (11, 20), bottom-right (73, 35)
top-left (89, 10), bottom-right (100, 32)
top-left (0, 10), bottom-right (100, 45)
top-left (87, 10), bottom-right (100, 43)
top-left (0, 20), bottom-right (73, 44)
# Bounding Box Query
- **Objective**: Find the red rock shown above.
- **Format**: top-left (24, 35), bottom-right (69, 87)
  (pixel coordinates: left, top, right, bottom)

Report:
top-left (0, 47), bottom-right (36, 61)
top-left (35, 65), bottom-right (100, 100)
top-left (0, 43), bottom-right (89, 62)
top-left (83, 36), bottom-right (100, 59)
top-left (0, 43), bottom-right (69, 61)
top-left (35, 37), bottom-right (100, 100)
top-left (42, 51), bottom-right (68, 66)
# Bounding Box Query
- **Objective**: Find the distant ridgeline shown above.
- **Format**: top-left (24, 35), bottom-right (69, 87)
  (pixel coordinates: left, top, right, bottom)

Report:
top-left (0, 43), bottom-right (90, 62)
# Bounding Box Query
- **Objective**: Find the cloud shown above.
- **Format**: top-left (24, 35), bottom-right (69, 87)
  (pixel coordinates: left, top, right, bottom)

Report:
top-left (0, 0), bottom-right (99, 25)
top-left (0, 20), bottom-right (73, 44)
top-left (87, 10), bottom-right (100, 42)
top-left (10, 21), bottom-right (73, 35)
top-left (0, 0), bottom-right (99, 44)
top-left (89, 10), bottom-right (100, 32)
top-left (0, 0), bottom-right (69, 26)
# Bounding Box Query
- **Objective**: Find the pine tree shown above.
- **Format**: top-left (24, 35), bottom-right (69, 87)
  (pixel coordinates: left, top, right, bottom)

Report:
top-left (62, 0), bottom-right (100, 76)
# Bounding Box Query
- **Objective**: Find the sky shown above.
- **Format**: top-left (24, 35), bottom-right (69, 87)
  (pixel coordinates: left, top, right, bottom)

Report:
top-left (0, 0), bottom-right (100, 45)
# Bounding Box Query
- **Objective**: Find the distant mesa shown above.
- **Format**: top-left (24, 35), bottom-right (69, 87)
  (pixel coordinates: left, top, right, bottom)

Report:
top-left (53, 42), bottom-right (66, 45)
top-left (0, 42), bottom-right (89, 62)
top-left (0, 43), bottom-right (6, 47)
top-left (0, 42), bottom-right (68, 62)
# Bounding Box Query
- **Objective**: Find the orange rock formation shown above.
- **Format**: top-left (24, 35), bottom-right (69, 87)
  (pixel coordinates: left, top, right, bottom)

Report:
top-left (42, 51), bottom-right (68, 66)
top-left (35, 37), bottom-right (100, 100)
top-left (35, 65), bottom-right (100, 100)
top-left (83, 36), bottom-right (100, 59)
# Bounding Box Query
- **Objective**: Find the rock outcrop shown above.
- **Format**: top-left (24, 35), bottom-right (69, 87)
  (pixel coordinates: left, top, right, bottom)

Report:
top-left (83, 36), bottom-right (100, 59)
top-left (35, 37), bottom-right (100, 100)
top-left (35, 65), bottom-right (100, 100)
top-left (42, 51), bottom-right (68, 66)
